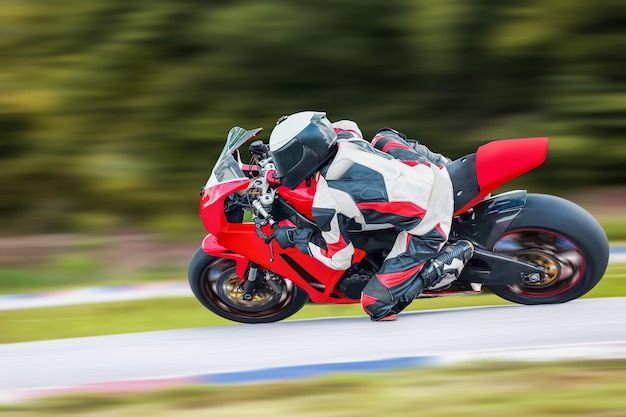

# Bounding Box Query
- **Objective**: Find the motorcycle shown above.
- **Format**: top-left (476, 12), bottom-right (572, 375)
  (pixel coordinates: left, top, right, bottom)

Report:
top-left (188, 126), bottom-right (610, 323)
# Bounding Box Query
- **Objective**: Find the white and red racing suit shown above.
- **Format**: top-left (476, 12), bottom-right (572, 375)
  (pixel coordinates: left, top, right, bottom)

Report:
top-left (306, 121), bottom-right (454, 320)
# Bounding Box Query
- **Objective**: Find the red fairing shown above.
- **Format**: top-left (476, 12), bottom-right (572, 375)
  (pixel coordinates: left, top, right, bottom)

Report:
top-left (452, 137), bottom-right (548, 215)
top-left (199, 177), bottom-right (351, 304)
top-left (276, 179), bottom-right (317, 220)
top-left (476, 137), bottom-right (548, 193)
top-left (200, 179), bottom-right (250, 235)
top-left (201, 234), bottom-right (249, 279)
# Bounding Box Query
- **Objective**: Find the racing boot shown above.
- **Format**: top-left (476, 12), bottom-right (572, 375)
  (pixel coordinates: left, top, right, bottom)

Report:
top-left (421, 240), bottom-right (474, 288)
top-left (391, 240), bottom-right (474, 315)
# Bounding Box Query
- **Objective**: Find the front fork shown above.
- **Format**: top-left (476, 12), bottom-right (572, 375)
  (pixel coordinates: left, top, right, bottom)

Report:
top-left (202, 230), bottom-right (280, 302)
top-left (240, 264), bottom-right (260, 300)
top-left (240, 263), bottom-right (283, 301)
top-left (201, 234), bottom-right (260, 297)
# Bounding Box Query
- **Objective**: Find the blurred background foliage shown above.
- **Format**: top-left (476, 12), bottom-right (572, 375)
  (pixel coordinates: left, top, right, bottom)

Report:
top-left (1, 0), bottom-right (625, 236)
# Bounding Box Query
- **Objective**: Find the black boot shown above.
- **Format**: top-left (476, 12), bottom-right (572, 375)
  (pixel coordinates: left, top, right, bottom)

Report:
top-left (391, 240), bottom-right (474, 314)
top-left (390, 240), bottom-right (474, 317)
top-left (420, 240), bottom-right (474, 288)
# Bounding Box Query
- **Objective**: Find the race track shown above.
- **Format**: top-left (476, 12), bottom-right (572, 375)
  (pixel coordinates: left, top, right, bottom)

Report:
top-left (2, 297), bottom-right (625, 401)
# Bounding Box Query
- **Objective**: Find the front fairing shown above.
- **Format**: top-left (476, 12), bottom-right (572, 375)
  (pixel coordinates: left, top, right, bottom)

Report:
top-left (200, 127), bottom-right (263, 234)
top-left (205, 126), bottom-right (264, 189)
top-left (198, 126), bottom-right (351, 303)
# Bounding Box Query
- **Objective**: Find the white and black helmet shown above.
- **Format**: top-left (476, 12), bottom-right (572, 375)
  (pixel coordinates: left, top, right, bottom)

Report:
top-left (269, 111), bottom-right (337, 189)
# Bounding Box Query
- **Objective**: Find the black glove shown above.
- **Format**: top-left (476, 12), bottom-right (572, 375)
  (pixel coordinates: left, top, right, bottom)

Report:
top-left (270, 227), bottom-right (313, 254)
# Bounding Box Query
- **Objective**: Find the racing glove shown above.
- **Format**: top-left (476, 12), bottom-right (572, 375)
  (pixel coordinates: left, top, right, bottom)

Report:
top-left (271, 226), bottom-right (313, 254)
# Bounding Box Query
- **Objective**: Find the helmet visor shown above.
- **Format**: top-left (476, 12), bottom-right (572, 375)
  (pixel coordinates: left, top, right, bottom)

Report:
top-left (272, 140), bottom-right (305, 187)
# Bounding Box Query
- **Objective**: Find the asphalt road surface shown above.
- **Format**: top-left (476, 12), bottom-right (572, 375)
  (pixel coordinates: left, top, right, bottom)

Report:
top-left (2, 297), bottom-right (625, 401)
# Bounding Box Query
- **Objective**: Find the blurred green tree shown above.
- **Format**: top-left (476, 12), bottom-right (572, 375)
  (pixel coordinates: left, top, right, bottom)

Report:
top-left (1, 0), bottom-right (624, 234)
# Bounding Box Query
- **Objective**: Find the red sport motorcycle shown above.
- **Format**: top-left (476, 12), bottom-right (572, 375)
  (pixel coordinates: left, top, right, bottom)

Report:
top-left (188, 126), bottom-right (609, 323)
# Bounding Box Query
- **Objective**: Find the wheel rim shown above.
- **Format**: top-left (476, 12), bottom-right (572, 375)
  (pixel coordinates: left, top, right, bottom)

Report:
top-left (200, 259), bottom-right (298, 318)
top-left (493, 229), bottom-right (585, 298)
top-left (217, 274), bottom-right (277, 312)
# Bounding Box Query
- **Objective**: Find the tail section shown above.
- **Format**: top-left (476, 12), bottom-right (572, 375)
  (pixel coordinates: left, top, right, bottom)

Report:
top-left (451, 137), bottom-right (548, 215)
top-left (475, 137), bottom-right (548, 193)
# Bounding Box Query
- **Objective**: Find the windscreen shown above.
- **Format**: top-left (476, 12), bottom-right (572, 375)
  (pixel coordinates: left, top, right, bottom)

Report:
top-left (205, 126), bottom-right (264, 187)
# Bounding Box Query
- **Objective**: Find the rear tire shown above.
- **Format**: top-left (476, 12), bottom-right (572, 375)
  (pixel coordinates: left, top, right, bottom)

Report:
top-left (188, 248), bottom-right (309, 323)
top-left (486, 194), bottom-right (609, 305)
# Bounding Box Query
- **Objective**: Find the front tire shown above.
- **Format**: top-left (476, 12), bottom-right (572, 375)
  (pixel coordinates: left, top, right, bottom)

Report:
top-left (487, 194), bottom-right (609, 305)
top-left (188, 248), bottom-right (309, 323)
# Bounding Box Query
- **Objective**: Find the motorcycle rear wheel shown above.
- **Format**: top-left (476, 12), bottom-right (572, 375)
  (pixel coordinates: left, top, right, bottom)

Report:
top-left (487, 194), bottom-right (609, 305)
top-left (188, 248), bottom-right (309, 323)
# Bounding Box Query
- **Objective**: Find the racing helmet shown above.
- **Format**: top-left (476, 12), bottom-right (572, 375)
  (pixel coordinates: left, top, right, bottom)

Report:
top-left (269, 111), bottom-right (337, 189)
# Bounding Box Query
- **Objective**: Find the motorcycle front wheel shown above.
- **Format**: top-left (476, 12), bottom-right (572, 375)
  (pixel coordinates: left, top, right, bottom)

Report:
top-left (487, 194), bottom-right (609, 305)
top-left (188, 248), bottom-right (309, 323)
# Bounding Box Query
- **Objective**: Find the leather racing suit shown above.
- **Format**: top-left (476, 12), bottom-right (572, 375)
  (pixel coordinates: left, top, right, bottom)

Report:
top-left (305, 121), bottom-right (455, 320)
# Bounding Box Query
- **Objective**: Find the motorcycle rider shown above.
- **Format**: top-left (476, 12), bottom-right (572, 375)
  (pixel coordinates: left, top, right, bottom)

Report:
top-left (268, 111), bottom-right (474, 321)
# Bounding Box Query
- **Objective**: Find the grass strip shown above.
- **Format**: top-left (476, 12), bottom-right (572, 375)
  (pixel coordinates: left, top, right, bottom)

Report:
top-left (1, 360), bottom-right (625, 416)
